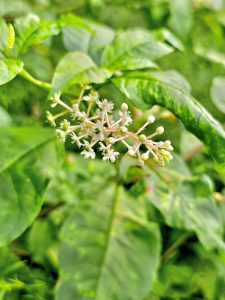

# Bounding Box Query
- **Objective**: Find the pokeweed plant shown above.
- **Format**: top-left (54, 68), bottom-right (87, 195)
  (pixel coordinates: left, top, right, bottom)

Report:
top-left (47, 90), bottom-right (173, 166)
top-left (0, 5), bottom-right (225, 300)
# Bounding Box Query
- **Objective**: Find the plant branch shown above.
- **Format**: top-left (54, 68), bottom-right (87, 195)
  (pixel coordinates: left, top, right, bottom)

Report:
top-left (161, 232), bottom-right (191, 264)
top-left (19, 69), bottom-right (52, 91)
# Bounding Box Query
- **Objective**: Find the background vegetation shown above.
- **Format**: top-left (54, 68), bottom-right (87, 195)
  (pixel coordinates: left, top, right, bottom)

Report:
top-left (0, 0), bottom-right (225, 299)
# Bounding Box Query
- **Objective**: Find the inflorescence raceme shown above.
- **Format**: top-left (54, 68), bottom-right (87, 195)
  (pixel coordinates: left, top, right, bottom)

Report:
top-left (46, 88), bottom-right (173, 166)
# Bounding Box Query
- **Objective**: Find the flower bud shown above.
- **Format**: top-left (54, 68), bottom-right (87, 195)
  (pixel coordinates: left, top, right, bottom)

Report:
top-left (108, 137), bottom-right (115, 144)
top-left (139, 134), bottom-right (147, 142)
top-left (128, 149), bottom-right (136, 157)
top-left (121, 103), bottom-right (128, 112)
top-left (147, 115), bottom-right (155, 124)
top-left (167, 145), bottom-right (174, 151)
top-left (164, 140), bottom-right (171, 147)
top-left (120, 126), bottom-right (128, 133)
top-left (156, 126), bottom-right (164, 135)
top-left (141, 152), bottom-right (149, 161)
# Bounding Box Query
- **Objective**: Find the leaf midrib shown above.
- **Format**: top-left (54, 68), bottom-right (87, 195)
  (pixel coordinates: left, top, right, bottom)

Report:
top-left (94, 183), bottom-right (119, 299)
top-left (102, 38), bottom-right (171, 68)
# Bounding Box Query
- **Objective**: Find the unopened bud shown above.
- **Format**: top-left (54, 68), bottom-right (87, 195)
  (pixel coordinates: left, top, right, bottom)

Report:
top-left (139, 134), bottom-right (147, 142)
top-left (164, 140), bottom-right (171, 147)
top-left (141, 152), bottom-right (149, 161)
top-left (147, 115), bottom-right (155, 124)
top-left (128, 149), bottom-right (136, 157)
top-left (108, 137), bottom-right (115, 144)
top-left (167, 145), bottom-right (174, 151)
top-left (121, 103), bottom-right (128, 112)
top-left (156, 126), bottom-right (164, 135)
top-left (120, 126), bottom-right (128, 133)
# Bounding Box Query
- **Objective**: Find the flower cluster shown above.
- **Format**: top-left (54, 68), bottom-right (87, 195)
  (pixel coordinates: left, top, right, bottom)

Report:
top-left (46, 88), bottom-right (173, 166)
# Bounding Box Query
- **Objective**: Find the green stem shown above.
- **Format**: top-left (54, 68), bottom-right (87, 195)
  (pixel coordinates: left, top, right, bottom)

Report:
top-left (161, 232), bottom-right (191, 264)
top-left (19, 69), bottom-right (52, 91)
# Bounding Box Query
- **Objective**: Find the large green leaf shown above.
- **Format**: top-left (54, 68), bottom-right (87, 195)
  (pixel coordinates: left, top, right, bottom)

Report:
top-left (101, 29), bottom-right (173, 71)
top-left (56, 170), bottom-right (161, 300)
top-left (51, 52), bottom-right (112, 94)
top-left (0, 127), bottom-right (63, 247)
top-left (146, 170), bottom-right (225, 250)
top-left (113, 71), bottom-right (225, 176)
top-left (14, 14), bottom-right (59, 55)
top-left (210, 76), bottom-right (225, 113)
top-left (168, 0), bottom-right (193, 38)
top-left (0, 58), bottom-right (23, 85)
top-left (61, 19), bottom-right (115, 65)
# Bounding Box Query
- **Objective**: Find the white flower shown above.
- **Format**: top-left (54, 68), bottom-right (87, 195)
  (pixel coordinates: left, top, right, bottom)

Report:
top-left (83, 91), bottom-right (99, 102)
top-left (70, 132), bottom-right (82, 148)
top-left (81, 148), bottom-right (96, 159)
top-left (97, 99), bottom-right (114, 113)
top-left (119, 110), bottom-right (132, 126)
top-left (98, 142), bottom-right (108, 152)
top-left (72, 104), bottom-right (87, 120)
top-left (102, 148), bottom-right (120, 162)
top-left (95, 120), bottom-right (106, 141)
top-left (125, 114), bottom-right (132, 126)
top-left (49, 88), bottom-right (173, 167)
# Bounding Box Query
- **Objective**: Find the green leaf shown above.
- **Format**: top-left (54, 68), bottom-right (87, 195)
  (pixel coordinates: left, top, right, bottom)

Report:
top-left (146, 173), bottom-right (225, 251)
top-left (27, 219), bottom-right (56, 265)
top-left (0, 106), bottom-right (12, 127)
top-left (210, 76), bottom-right (225, 113)
top-left (88, 23), bottom-right (115, 64)
top-left (0, 127), bottom-right (63, 247)
top-left (51, 52), bottom-right (112, 94)
top-left (59, 13), bottom-right (94, 33)
top-left (153, 28), bottom-right (185, 52)
top-left (168, 0), bottom-right (193, 38)
top-left (194, 46), bottom-right (225, 67)
top-left (0, 58), bottom-right (23, 85)
top-left (61, 19), bottom-right (115, 64)
top-left (0, 18), bottom-right (8, 51)
top-left (113, 71), bottom-right (225, 176)
top-left (59, 13), bottom-right (94, 54)
top-left (56, 183), bottom-right (161, 300)
top-left (14, 14), bottom-right (59, 55)
top-left (101, 29), bottom-right (173, 71)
